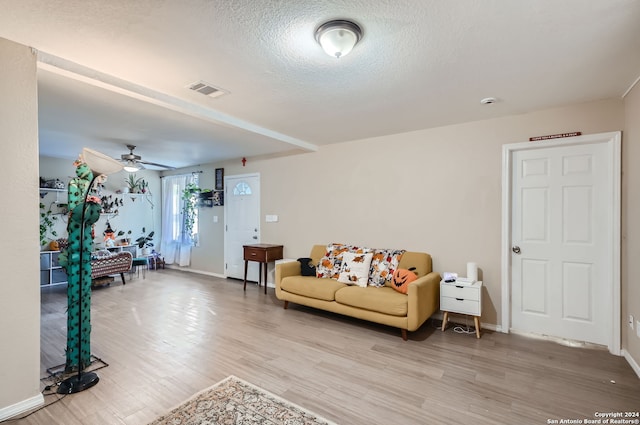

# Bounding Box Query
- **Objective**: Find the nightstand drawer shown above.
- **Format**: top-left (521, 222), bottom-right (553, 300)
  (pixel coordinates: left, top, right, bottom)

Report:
top-left (440, 284), bottom-right (480, 301)
top-left (243, 245), bottom-right (284, 263)
top-left (441, 297), bottom-right (481, 316)
top-left (244, 246), bottom-right (267, 262)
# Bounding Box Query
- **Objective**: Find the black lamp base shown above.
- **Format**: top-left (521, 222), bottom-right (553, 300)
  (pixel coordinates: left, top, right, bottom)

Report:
top-left (57, 371), bottom-right (99, 394)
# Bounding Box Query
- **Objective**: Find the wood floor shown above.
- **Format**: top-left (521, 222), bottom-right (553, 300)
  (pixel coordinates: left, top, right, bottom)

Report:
top-left (14, 269), bottom-right (640, 424)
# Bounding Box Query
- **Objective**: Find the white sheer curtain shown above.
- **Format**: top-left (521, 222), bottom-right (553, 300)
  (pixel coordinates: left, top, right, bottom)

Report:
top-left (160, 174), bottom-right (197, 266)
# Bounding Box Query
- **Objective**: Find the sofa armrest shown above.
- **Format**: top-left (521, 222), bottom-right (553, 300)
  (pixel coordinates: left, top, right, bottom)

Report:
top-left (275, 261), bottom-right (301, 290)
top-left (275, 261), bottom-right (301, 301)
top-left (406, 271), bottom-right (441, 331)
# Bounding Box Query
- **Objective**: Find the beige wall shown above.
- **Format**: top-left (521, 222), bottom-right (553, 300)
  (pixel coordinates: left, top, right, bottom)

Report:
top-left (623, 82), bottom-right (640, 363)
top-left (1, 42), bottom-right (635, 414)
top-left (0, 39), bottom-right (42, 415)
top-left (187, 98), bottom-right (625, 330)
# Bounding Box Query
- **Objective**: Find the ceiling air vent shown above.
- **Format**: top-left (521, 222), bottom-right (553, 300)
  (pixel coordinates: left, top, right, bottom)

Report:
top-left (187, 81), bottom-right (227, 98)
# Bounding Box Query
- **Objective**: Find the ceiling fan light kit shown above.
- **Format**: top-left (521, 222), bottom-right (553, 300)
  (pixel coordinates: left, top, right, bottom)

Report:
top-left (119, 144), bottom-right (174, 171)
top-left (123, 161), bottom-right (143, 173)
top-left (315, 19), bottom-right (362, 58)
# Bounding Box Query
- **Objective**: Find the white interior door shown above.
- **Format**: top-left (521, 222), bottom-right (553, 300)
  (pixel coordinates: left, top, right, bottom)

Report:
top-left (510, 141), bottom-right (614, 346)
top-left (224, 174), bottom-right (260, 281)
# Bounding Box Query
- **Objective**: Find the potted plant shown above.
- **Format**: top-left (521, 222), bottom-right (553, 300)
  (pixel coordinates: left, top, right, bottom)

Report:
top-left (136, 227), bottom-right (154, 255)
top-left (125, 173), bottom-right (143, 194)
top-left (116, 229), bottom-right (132, 246)
top-left (140, 179), bottom-right (149, 194)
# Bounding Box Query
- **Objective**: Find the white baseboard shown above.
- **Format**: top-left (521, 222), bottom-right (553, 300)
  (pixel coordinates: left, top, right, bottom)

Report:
top-left (622, 349), bottom-right (640, 379)
top-left (168, 265), bottom-right (278, 287)
top-left (435, 312), bottom-right (637, 377)
top-left (165, 265), bottom-right (226, 279)
top-left (0, 393), bottom-right (44, 421)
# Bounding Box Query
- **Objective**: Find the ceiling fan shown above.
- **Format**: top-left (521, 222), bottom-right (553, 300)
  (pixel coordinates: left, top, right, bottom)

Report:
top-left (119, 144), bottom-right (175, 172)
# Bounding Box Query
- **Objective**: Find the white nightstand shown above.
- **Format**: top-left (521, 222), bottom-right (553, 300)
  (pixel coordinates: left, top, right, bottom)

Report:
top-left (440, 280), bottom-right (483, 338)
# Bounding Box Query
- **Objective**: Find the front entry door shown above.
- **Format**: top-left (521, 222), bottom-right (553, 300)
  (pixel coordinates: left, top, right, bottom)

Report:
top-left (224, 174), bottom-right (261, 281)
top-left (510, 139), bottom-right (615, 346)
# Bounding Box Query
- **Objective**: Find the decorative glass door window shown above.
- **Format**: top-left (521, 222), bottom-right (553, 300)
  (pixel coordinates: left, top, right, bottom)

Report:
top-left (233, 182), bottom-right (252, 196)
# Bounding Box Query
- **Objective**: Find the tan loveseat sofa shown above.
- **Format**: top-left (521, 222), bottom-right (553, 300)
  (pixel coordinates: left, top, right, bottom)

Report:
top-left (275, 244), bottom-right (440, 340)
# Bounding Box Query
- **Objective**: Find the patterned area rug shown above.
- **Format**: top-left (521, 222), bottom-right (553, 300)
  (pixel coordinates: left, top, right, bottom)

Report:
top-left (148, 375), bottom-right (337, 425)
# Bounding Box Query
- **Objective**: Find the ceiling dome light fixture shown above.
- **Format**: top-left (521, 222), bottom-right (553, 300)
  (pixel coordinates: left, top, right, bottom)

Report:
top-left (315, 20), bottom-right (363, 58)
top-left (480, 97), bottom-right (498, 105)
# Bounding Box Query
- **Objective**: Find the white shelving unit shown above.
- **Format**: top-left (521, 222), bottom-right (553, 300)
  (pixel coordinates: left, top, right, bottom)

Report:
top-left (106, 245), bottom-right (138, 257)
top-left (39, 188), bottom-right (67, 203)
top-left (127, 193), bottom-right (149, 199)
top-left (40, 250), bottom-right (67, 287)
top-left (126, 193), bottom-right (154, 208)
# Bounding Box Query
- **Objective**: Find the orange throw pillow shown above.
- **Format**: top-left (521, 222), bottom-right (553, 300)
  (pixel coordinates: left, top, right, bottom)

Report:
top-left (391, 268), bottom-right (418, 294)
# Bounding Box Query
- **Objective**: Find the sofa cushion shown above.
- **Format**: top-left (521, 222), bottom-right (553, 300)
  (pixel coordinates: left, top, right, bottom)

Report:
top-left (316, 243), bottom-right (370, 280)
top-left (281, 276), bottom-right (346, 301)
top-left (368, 249), bottom-right (405, 287)
top-left (335, 286), bottom-right (408, 317)
top-left (337, 252), bottom-right (373, 287)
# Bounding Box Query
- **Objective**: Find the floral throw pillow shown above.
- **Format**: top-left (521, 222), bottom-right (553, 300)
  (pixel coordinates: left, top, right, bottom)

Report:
top-left (368, 249), bottom-right (406, 287)
top-left (337, 252), bottom-right (373, 287)
top-left (316, 243), bottom-right (370, 280)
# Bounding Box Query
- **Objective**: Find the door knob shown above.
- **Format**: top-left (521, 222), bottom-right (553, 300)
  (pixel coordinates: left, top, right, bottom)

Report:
top-left (253, 236), bottom-right (258, 240)
top-left (512, 246), bottom-right (521, 254)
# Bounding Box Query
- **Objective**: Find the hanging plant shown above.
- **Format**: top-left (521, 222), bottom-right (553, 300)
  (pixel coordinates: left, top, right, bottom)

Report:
top-left (182, 183), bottom-right (200, 243)
top-left (39, 202), bottom-right (58, 247)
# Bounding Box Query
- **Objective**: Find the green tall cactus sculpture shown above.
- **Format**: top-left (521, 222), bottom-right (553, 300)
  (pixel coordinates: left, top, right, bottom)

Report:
top-left (59, 158), bottom-right (100, 372)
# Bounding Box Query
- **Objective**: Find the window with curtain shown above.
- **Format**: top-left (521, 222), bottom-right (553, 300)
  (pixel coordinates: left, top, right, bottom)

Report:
top-left (160, 173), bottom-right (198, 266)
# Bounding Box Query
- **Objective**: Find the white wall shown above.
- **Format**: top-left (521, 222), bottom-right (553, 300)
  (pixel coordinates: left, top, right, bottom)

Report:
top-left (39, 156), bottom-right (162, 254)
top-left (0, 38), bottom-right (42, 418)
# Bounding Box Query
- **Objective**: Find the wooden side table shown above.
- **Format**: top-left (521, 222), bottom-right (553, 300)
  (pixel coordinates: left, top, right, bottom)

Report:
top-left (243, 244), bottom-right (283, 293)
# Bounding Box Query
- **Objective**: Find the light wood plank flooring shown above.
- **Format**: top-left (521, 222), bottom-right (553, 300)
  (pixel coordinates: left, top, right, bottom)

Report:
top-left (13, 269), bottom-right (640, 424)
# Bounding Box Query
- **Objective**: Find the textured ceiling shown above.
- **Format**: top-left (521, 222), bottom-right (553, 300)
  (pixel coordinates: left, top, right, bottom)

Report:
top-left (1, 0), bottom-right (639, 168)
